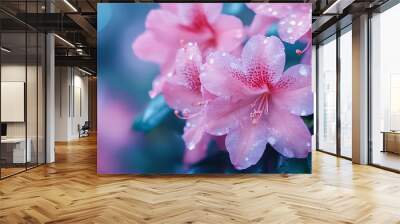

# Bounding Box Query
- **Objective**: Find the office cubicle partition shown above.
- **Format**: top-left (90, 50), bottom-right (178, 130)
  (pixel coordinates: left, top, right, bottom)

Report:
top-left (0, 1), bottom-right (47, 179)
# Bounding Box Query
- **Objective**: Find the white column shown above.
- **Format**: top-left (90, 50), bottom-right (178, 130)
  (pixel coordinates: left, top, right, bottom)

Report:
top-left (352, 14), bottom-right (369, 164)
top-left (46, 32), bottom-right (55, 163)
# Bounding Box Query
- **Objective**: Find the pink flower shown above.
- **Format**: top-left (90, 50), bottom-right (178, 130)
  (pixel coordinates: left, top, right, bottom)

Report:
top-left (246, 3), bottom-right (311, 45)
top-left (162, 43), bottom-right (212, 165)
top-left (133, 3), bottom-right (245, 97)
top-left (200, 35), bottom-right (312, 170)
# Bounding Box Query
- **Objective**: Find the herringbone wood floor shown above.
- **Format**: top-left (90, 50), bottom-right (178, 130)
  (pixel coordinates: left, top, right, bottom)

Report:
top-left (1, 135), bottom-right (400, 224)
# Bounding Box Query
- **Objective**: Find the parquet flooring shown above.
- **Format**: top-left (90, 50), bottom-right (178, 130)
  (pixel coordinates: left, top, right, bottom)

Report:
top-left (1, 135), bottom-right (400, 224)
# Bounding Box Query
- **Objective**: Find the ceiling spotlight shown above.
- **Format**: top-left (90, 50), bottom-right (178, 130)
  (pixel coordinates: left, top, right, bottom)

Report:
top-left (63, 0), bottom-right (78, 12)
top-left (1, 47), bottom-right (11, 53)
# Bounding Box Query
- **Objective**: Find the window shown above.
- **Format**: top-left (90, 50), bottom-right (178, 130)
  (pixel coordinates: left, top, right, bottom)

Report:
top-left (371, 3), bottom-right (400, 171)
top-left (318, 36), bottom-right (337, 154)
top-left (339, 28), bottom-right (352, 158)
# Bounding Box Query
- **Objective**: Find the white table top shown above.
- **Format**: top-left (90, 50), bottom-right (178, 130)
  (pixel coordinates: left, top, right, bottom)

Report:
top-left (1, 138), bottom-right (28, 143)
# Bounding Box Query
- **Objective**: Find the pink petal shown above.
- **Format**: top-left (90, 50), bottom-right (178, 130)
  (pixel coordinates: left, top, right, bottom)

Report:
top-left (204, 96), bottom-right (255, 136)
top-left (265, 107), bottom-right (311, 158)
top-left (132, 31), bottom-right (169, 64)
top-left (182, 115), bottom-right (207, 151)
top-left (202, 3), bottom-right (223, 23)
top-left (162, 80), bottom-right (202, 114)
top-left (246, 3), bottom-right (291, 18)
top-left (149, 75), bottom-right (168, 98)
top-left (201, 86), bottom-right (216, 101)
top-left (160, 3), bottom-right (178, 14)
top-left (200, 51), bottom-right (256, 98)
top-left (177, 3), bottom-right (222, 26)
top-left (183, 134), bottom-right (211, 165)
top-left (273, 64), bottom-right (311, 91)
top-left (225, 117), bottom-right (269, 170)
top-left (241, 35), bottom-right (286, 88)
top-left (214, 15), bottom-right (245, 52)
top-left (272, 87), bottom-right (313, 116)
top-left (183, 115), bottom-right (211, 164)
top-left (277, 8), bottom-right (311, 44)
top-left (300, 44), bottom-right (311, 65)
top-left (247, 15), bottom-right (276, 36)
top-left (145, 9), bottom-right (180, 44)
top-left (173, 43), bottom-right (202, 92)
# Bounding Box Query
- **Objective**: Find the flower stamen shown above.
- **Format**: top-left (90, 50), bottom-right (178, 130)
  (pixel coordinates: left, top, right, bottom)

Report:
top-left (295, 40), bottom-right (311, 55)
top-left (250, 93), bottom-right (269, 124)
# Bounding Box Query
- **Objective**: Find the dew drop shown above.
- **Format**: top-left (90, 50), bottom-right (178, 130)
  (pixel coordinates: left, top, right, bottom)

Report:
top-left (299, 66), bottom-right (308, 76)
top-left (187, 142), bottom-right (196, 150)
top-left (268, 137), bottom-right (276, 145)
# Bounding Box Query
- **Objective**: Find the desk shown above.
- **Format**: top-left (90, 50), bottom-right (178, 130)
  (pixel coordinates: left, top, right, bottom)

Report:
top-left (1, 138), bottom-right (31, 163)
top-left (382, 131), bottom-right (400, 154)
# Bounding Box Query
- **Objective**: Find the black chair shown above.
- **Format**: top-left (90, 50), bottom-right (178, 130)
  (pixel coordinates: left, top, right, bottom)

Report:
top-left (79, 121), bottom-right (90, 138)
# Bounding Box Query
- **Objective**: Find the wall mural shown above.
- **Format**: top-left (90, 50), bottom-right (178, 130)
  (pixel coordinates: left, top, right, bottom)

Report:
top-left (98, 3), bottom-right (313, 174)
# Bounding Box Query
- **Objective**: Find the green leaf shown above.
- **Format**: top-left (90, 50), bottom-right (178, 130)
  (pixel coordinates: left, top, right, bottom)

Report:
top-left (133, 95), bottom-right (172, 132)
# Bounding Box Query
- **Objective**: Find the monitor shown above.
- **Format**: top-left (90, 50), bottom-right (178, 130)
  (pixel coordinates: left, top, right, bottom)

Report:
top-left (1, 123), bottom-right (7, 137)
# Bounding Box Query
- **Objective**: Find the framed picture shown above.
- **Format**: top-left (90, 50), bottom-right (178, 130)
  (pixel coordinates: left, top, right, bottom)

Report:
top-left (98, 3), bottom-right (313, 174)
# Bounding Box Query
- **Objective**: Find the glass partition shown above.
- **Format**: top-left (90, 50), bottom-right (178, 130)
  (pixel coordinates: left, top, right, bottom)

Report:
top-left (1, 30), bottom-right (28, 177)
top-left (0, 1), bottom-right (46, 179)
top-left (371, 4), bottom-right (400, 171)
top-left (317, 35), bottom-right (337, 154)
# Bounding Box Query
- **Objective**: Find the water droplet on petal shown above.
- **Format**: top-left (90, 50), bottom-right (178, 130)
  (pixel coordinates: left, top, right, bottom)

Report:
top-left (284, 148), bottom-right (295, 157)
top-left (187, 142), bottom-right (196, 150)
top-left (268, 137), bottom-right (276, 145)
top-left (299, 66), bottom-right (308, 76)
top-left (230, 62), bottom-right (238, 69)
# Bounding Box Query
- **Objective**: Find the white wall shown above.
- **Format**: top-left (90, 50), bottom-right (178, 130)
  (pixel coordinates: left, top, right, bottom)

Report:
top-left (55, 67), bottom-right (89, 141)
